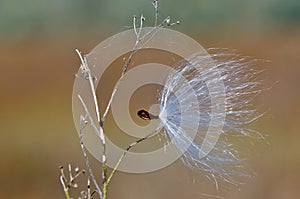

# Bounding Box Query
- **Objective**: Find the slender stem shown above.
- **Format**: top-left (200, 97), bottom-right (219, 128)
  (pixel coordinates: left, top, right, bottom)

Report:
top-left (153, 0), bottom-right (158, 27)
top-left (60, 176), bottom-right (71, 199)
top-left (87, 178), bottom-right (91, 199)
top-left (64, 190), bottom-right (71, 199)
top-left (76, 49), bottom-right (101, 124)
top-left (77, 110), bottom-right (103, 198)
top-left (77, 94), bottom-right (107, 189)
top-left (76, 50), bottom-right (108, 185)
top-left (133, 16), bottom-right (137, 36)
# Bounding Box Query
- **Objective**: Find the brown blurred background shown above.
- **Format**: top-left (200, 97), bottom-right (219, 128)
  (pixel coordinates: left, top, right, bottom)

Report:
top-left (0, 0), bottom-right (300, 198)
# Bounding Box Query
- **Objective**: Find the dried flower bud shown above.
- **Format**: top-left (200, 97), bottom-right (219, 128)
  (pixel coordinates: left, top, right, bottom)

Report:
top-left (75, 167), bottom-right (80, 173)
top-left (166, 16), bottom-right (171, 26)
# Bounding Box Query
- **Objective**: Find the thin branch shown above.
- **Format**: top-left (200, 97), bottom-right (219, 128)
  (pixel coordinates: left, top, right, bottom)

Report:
top-left (76, 50), bottom-right (108, 185)
top-left (77, 95), bottom-right (105, 147)
top-left (77, 96), bottom-right (106, 198)
top-left (77, 93), bottom-right (107, 186)
top-left (68, 164), bottom-right (72, 184)
top-left (152, 0), bottom-right (158, 27)
top-left (87, 178), bottom-right (91, 199)
top-left (75, 49), bottom-right (102, 125)
top-left (60, 175), bottom-right (71, 199)
top-left (80, 139), bottom-right (102, 198)
top-left (133, 15), bottom-right (138, 36)
top-left (136, 14), bottom-right (145, 44)
top-left (101, 15), bottom-right (145, 123)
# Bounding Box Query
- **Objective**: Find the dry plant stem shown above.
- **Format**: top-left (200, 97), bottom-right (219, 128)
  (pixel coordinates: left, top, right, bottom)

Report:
top-left (78, 95), bottom-right (103, 198)
top-left (60, 166), bottom-right (67, 182)
top-left (133, 16), bottom-right (138, 35)
top-left (76, 50), bottom-right (107, 187)
top-left (60, 176), bottom-right (71, 199)
top-left (76, 49), bottom-right (101, 124)
top-left (79, 127), bottom-right (103, 199)
top-left (82, 140), bottom-right (102, 197)
top-left (87, 178), bottom-right (91, 199)
top-left (153, 0), bottom-right (158, 27)
top-left (101, 15), bottom-right (144, 124)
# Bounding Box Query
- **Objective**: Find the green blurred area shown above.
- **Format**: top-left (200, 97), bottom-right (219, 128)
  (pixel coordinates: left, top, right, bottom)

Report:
top-left (0, 0), bottom-right (300, 199)
top-left (0, 0), bottom-right (300, 39)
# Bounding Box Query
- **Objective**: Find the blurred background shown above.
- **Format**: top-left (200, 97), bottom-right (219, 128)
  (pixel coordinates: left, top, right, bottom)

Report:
top-left (0, 0), bottom-right (299, 198)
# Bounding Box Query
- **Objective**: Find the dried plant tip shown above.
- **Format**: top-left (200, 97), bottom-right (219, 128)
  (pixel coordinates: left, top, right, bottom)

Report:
top-left (75, 167), bottom-right (80, 173)
top-left (166, 16), bottom-right (171, 25)
top-left (60, 176), bottom-right (68, 191)
top-left (133, 15), bottom-right (138, 36)
top-left (152, 0), bottom-right (159, 26)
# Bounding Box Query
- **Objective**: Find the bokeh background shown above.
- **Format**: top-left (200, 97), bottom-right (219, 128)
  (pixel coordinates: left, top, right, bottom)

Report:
top-left (1, 0), bottom-right (300, 198)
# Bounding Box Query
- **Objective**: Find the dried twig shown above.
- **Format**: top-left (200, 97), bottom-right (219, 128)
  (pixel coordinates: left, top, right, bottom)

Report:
top-left (76, 50), bottom-right (107, 187)
top-left (152, 0), bottom-right (158, 27)
top-left (75, 49), bottom-right (101, 124)
top-left (77, 96), bottom-right (104, 198)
